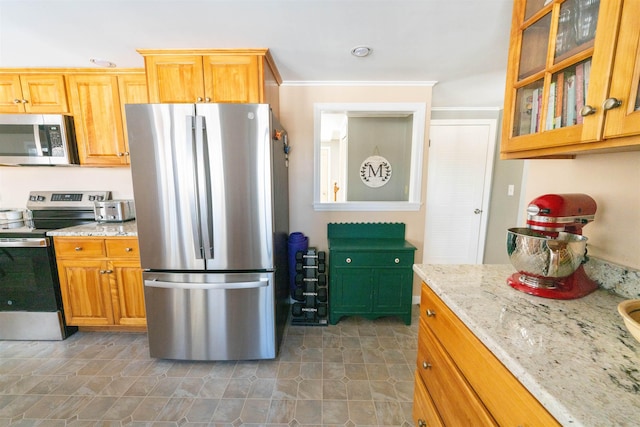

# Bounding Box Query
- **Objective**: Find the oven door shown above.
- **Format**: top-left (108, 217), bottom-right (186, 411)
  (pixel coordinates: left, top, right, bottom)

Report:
top-left (0, 237), bottom-right (60, 311)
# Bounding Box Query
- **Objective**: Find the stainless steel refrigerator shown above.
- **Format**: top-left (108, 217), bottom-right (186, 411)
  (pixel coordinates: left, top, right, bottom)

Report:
top-left (125, 103), bottom-right (290, 361)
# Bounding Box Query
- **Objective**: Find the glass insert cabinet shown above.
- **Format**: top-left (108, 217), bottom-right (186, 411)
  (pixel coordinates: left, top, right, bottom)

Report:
top-left (501, 0), bottom-right (640, 158)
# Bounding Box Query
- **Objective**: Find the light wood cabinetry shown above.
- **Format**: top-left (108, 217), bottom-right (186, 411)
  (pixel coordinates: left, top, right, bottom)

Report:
top-left (54, 236), bottom-right (146, 329)
top-left (414, 283), bottom-right (560, 426)
top-left (138, 48), bottom-right (281, 114)
top-left (502, 0), bottom-right (640, 158)
top-left (0, 74), bottom-right (68, 113)
top-left (67, 71), bottom-right (147, 166)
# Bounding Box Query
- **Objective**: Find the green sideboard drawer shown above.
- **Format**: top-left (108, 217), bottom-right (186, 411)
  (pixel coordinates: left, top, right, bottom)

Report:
top-left (328, 223), bottom-right (416, 326)
top-left (330, 251), bottom-right (414, 268)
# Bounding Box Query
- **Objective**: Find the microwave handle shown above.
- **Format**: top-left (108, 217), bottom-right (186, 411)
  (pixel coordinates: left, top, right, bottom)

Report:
top-left (33, 124), bottom-right (44, 156)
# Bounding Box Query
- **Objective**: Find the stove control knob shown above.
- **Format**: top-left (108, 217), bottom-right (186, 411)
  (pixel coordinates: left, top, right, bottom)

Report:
top-left (29, 195), bottom-right (37, 201)
top-left (97, 196), bottom-right (105, 201)
top-left (88, 195), bottom-right (95, 201)
top-left (37, 195), bottom-right (45, 201)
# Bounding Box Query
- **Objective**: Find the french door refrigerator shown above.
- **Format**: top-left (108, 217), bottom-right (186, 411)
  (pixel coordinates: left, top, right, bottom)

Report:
top-left (125, 103), bottom-right (290, 361)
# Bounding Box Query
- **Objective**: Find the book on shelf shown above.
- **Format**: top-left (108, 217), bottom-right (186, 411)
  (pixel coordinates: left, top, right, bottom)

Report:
top-left (530, 88), bottom-right (539, 134)
top-left (555, 72), bottom-right (565, 128)
top-left (546, 82), bottom-right (556, 130)
top-left (565, 73), bottom-right (577, 126)
top-left (518, 88), bottom-right (534, 135)
top-left (584, 60), bottom-right (591, 100)
top-left (575, 63), bottom-right (585, 124)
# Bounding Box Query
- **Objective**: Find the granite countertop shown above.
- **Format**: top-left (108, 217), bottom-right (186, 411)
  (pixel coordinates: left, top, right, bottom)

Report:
top-left (413, 264), bottom-right (640, 427)
top-left (47, 220), bottom-right (138, 237)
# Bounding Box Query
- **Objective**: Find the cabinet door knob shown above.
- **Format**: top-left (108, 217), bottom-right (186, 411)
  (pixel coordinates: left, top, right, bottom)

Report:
top-left (196, 97), bottom-right (203, 102)
top-left (426, 309), bottom-right (436, 317)
top-left (99, 269), bottom-right (113, 274)
top-left (580, 104), bottom-right (597, 116)
top-left (13, 99), bottom-right (21, 104)
top-left (75, 247), bottom-right (82, 251)
top-left (117, 152), bottom-right (124, 157)
top-left (346, 257), bottom-right (352, 264)
top-left (205, 97), bottom-right (211, 102)
top-left (603, 97), bottom-right (623, 111)
top-left (422, 361), bottom-right (432, 369)
top-left (394, 258), bottom-right (400, 264)
top-left (418, 419), bottom-right (427, 427)
top-left (21, 99), bottom-right (28, 104)
top-left (125, 247), bottom-right (133, 252)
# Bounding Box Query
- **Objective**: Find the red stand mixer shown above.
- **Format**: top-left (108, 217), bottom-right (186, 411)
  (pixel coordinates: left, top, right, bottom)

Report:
top-left (506, 193), bottom-right (598, 299)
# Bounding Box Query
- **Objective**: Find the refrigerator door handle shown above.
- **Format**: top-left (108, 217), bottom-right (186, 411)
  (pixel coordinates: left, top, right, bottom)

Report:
top-left (194, 115), bottom-right (214, 260)
top-left (144, 278), bottom-right (269, 290)
top-left (187, 115), bottom-right (204, 259)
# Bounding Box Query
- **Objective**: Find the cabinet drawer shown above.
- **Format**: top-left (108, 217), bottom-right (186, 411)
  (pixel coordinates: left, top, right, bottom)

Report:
top-left (413, 371), bottom-right (444, 427)
top-left (420, 283), bottom-right (560, 426)
top-left (330, 251), bottom-right (413, 267)
top-left (105, 238), bottom-right (140, 258)
top-left (417, 319), bottom-right (497, 426)
top-left (55, 238), bottom-right (105, 258)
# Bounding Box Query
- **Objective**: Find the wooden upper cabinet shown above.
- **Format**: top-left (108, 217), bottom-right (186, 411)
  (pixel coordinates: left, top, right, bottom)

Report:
top-left (202, 55), bottom-right (260, 103)
top-left (66, 71), bottom-right (146, 166)
top-left (501, 0), bottom-right (640, 158)
top-left (67, 74), bottom-right (128, 166)
top-left (138, 49), bottom-right (281, 113)
top-left (0, 74), bottom-right (68, 113)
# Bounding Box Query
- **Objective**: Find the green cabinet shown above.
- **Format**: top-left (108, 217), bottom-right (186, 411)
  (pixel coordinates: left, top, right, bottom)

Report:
top-left (328, 223), bottom-right (416, 325)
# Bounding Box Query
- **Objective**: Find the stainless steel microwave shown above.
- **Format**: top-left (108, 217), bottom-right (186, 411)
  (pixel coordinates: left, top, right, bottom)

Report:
top-left (0, 114), bottom-right (79, 165)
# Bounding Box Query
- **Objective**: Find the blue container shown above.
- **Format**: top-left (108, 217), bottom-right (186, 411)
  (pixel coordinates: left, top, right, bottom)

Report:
top-left (288, 232), bottom-right (308, 294)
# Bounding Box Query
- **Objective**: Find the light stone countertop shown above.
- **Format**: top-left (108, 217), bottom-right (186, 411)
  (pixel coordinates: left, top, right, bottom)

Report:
top-left (47, 220), bottom-right (138, 237)
top-left (413, 264), bottom-right (640, 427)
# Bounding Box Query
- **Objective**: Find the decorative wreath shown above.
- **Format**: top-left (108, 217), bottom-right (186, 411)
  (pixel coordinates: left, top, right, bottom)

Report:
top-left (360, 155), bottom-right (392, 188)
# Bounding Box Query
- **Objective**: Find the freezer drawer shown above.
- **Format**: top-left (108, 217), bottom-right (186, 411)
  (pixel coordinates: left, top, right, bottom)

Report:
top-left (143, 271), bottom-right (276, 361)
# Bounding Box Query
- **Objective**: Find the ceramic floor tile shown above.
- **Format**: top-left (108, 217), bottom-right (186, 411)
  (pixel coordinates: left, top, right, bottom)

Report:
top-left (0, 306), bottom-right (419, 426)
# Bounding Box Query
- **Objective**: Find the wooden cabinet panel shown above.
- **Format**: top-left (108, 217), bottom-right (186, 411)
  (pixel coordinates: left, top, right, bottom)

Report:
top-left (54, 238), bottom-right (106, 257)
top-left (203, 55), bottom-right (260, 103)
top-left (412, 371), bottom-right (444, 427)
top-left (0, 74), bottom-right (68, 113)
top-left (105, 238), bottom-right (139, 258)
top-left (417, 319), bottom-right (497, 426)
top-left (54, 236), bottom-right (146, 329)
top-left (144, 54), bottom-right (204, 103)
top-left (67, 74), bottom-right (128, 165)
top-left (57, 259), bottom-right (114, 326)
top-left (418, 284), bottom-right (560, 427)
top-left (111, 260), bottom-right (146, 326)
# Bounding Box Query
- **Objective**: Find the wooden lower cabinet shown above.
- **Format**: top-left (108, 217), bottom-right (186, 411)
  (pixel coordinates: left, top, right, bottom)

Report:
top-left (414, 283), bottom-right (560, 427)
top-left (54, 236), bottom-right (146, 329)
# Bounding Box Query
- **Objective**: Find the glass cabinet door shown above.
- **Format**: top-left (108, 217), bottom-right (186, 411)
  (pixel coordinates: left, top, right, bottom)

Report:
top-left (510, 0), bottom-right (601, 139)
top-left (602, 0), bottom-right (640, 138)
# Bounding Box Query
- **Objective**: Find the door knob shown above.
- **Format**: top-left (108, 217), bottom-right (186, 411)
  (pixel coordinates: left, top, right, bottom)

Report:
top-left (474, 208), bottom-right (482, 214)
top-left (603, 98), bottom-right (623, 111)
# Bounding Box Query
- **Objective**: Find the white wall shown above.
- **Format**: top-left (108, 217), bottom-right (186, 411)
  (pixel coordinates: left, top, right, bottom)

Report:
top-left (524, 151), bottom-right (640, 269)
top-left (280, 84), bottom-right (433, 296)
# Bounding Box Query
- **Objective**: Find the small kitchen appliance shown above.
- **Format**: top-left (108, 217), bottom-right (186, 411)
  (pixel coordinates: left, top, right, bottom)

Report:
top-left (506, 193), bottom-right (598, 299)
top-left (94, 200), bottom-right (135, 222)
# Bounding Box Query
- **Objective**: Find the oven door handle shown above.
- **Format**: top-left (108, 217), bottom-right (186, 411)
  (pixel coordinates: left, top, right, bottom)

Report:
top-left (0, 238), bottom-right (49, 248)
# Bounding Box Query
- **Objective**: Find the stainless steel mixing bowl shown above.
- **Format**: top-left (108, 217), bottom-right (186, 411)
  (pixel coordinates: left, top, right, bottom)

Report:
top-left (506, 227), bottom-right (588, 278)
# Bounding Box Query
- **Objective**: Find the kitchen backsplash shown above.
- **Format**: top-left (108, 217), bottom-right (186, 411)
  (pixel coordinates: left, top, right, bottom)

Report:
top-left (586, 257), bottom-right (640, 299)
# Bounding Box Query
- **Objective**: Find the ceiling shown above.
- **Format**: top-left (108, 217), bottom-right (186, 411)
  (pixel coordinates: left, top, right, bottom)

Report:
top-left (0, 0), bottom-right (514, 107)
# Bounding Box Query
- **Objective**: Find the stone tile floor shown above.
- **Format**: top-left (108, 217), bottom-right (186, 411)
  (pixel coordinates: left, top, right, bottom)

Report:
top-left (0, 307), bottom-right (419, 426)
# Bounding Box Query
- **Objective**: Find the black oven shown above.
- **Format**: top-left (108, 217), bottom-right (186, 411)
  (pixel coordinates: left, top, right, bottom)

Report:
top-left (0, 232), bottom-right (77, 340)
top-left (0, 190), bottom-right (111, 341)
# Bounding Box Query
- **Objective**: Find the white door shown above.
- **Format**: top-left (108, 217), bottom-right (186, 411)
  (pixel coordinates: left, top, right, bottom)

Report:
top-left (423, 119), bottom-right (496, 264)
